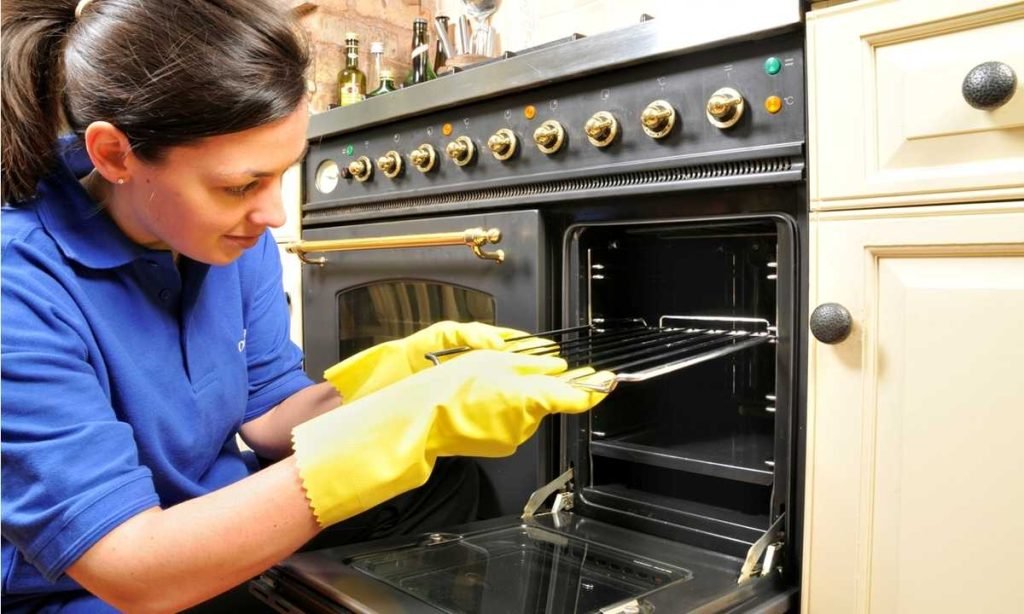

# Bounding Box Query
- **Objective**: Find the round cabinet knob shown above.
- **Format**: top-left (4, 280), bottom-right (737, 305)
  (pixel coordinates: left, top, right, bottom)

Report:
top-left (810, 302), bottom-right (853, 344)
top-left (706, 87), bottom-right (745, 129)
top-left (376, 150), bottom-right (403, 178)
top-left (533, 120), bottom-right (566, 154)
top-left (641, 100), bottom-right (676, 139)
top-left (584, 111), bottom-right (619, 147)
top-left (409, 144), bottom-right (437, 173)
top-left (487, 128), bottom-right (518, 161)
top-left (347, 156), bottom-right (373, 182)
top-left (445, 136), bottom-right (476, 167)
top-left (962, 61), bottom-right (1017, 110)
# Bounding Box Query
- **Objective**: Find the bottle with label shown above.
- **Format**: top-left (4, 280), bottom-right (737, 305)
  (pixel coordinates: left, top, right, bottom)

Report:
top-left (337, 32), bottom-right (366, 106)
top-left (403, 18), bottom-right (436, 87)
top-left (368, 69), bottom-right (398, 97)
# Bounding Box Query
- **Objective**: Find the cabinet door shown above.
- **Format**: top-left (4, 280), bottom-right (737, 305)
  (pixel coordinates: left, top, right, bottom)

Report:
top-left (808, 0), bottom-right (1024, 209)
top-left (804, 203), bottom-right (1024, 613)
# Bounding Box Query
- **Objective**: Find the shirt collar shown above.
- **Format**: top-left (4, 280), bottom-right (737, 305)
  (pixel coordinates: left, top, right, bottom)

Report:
top-left (35, 135), bottom-right (152, 270)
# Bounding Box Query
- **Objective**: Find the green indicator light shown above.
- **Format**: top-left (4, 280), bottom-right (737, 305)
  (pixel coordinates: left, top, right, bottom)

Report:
top-left (345, 144), bottom-right (355, 156)
top-left (764, 57), bottom-right (782, 75)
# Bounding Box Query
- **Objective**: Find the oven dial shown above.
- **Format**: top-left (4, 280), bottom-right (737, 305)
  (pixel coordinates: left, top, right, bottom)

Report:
top-left (584, 111), bottom-right (619, 147)
top-left (486, 128), bottom-right (518, 161)
top-left (347, 156), bottom-right (373, 182)
top-left (641, 100), bottom-right (676, 139)
top-left (409, 144), bottom-right (437, 173)
top-left (445, 136), bottom-right (476, 166)
top-left (376, 150), bottom-right (403, 178)
top-left (706, 87), bottom-right (745, 129)
top-left (533, 120), bottom-right (566, 154)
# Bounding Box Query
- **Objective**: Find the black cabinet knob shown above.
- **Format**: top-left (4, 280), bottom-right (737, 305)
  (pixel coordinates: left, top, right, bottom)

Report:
top-left (962, 61), bottom-right (1017, 110)
top-left (810, 303), bottom-right (852, 344)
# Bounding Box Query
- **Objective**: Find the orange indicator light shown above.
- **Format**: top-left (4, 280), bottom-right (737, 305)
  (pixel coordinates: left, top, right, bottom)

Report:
top-left (523, 105), bottom-right (537, 119)
top-left (442, 123), bottom-right (453, 136)
top-left (765, 96), bottom-right (782, 114)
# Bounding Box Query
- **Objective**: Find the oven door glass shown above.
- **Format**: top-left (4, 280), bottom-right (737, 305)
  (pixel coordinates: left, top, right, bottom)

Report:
top-left (348, 525), bottom-right (692, 613)
top-left (338, 282), bottom-right (496, 359)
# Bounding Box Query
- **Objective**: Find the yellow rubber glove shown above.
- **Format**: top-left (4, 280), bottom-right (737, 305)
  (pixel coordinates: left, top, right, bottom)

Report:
top-left (323, 321), bottom-right (528, 402)
top-left (293, 350), bottom-right (611, 527)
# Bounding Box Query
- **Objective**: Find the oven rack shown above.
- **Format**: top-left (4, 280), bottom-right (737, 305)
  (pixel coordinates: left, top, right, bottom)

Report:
top-left (427, 315), bottom-right (776, 393)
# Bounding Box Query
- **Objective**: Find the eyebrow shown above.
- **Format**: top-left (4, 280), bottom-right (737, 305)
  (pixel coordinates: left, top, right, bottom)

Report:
top-left (219, 142), bottom-right (310, 179)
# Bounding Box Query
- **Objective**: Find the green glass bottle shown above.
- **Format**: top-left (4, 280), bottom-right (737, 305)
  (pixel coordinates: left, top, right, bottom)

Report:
top-left (403, 18), bottom-right (436, 87)
top-left (337, 32), bottom-right (366, 106)
top-left (368, 69), bottom-right (398, 97)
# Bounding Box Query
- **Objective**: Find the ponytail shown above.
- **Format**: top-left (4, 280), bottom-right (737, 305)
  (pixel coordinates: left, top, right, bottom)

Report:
top-left (2, 0), bottom-right (309, 205)
top-left (1, 2), bottom-right (77, 203)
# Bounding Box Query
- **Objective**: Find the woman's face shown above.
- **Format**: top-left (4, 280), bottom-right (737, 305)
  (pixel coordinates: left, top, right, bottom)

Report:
top-left (117, 104), bottom-right (310, 265)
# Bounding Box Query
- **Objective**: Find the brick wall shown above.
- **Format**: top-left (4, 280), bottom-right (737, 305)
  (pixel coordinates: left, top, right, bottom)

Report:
top-left (286, 0), bottom-right (439, 113)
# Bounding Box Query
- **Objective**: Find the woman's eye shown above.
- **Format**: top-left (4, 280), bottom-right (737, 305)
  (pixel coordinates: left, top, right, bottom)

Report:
top-left (226, 181), bottom-right (259, 196)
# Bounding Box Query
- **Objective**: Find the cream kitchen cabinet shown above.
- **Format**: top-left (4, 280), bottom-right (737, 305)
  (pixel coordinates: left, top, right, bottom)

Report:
top-left (808, 0), bottom-right (1024, 210)
top-left (805, 1), bottom-right (1024, 612)
top-left (803, 202), bottom-right (1024, 613)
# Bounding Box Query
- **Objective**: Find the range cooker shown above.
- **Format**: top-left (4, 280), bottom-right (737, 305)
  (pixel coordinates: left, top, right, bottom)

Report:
top-left (256, 10), bottom-right (808, 612)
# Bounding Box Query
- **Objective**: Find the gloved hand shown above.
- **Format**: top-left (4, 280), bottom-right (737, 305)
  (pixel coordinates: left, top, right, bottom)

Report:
top-left (293, 349), bottom-right (612, 527)
top-left (324, 321), bottom-right (528, 402)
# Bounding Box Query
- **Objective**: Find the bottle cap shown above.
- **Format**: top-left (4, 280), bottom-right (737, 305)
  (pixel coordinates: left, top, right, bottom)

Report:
top-left (380, 69), bottom-right (394, 78)
top-left (414, 17), bottom-right (427, 25)
top-left (345, 32), bottom-right (358, 40)
top-left (370, 41), bottom-right (384, 54)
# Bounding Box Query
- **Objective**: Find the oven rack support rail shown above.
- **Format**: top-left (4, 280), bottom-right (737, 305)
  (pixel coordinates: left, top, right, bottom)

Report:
top-left (426, 315), bottom-right (776, 394)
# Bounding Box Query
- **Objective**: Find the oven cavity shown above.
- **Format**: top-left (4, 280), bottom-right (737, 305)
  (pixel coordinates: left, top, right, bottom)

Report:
top-left (566, 217), bottom-right (792, 559)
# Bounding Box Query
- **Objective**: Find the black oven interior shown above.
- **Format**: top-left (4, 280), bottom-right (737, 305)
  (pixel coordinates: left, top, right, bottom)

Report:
top-left (564, 216), bottom-right (796, 559)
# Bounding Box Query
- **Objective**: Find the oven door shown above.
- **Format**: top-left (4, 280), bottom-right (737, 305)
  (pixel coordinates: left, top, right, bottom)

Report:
top-left (297, 209), bottom-right (550, 516)
top-left (251, 513), bottom-right (796, 614)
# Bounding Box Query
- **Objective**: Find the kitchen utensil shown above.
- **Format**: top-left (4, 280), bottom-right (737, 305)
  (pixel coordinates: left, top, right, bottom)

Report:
top-left (455, 15), bottom-right (470, 55)
top-left (434, 16), bottom-right (455, 60)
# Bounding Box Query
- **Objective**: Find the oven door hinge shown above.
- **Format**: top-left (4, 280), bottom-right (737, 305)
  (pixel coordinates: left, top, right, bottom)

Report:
top-left (521, 467), bottom-right (575, 519)
top-left (738, 513), bottom-right (786, 584)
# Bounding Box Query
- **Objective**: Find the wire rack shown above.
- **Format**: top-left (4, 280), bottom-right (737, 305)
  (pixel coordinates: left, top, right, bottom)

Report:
top-left (426, 316), bottom-right (776, 393)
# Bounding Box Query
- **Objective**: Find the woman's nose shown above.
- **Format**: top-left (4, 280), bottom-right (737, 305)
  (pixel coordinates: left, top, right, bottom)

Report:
top-left (249, 188), bottom-right (287, 228)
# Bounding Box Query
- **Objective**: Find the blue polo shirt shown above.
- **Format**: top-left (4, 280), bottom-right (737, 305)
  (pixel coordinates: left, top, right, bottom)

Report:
top-left (1, 137), bottom-right (314, 611)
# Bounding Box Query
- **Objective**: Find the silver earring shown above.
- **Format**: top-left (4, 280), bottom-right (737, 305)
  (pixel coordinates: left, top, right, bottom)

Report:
top-left (116, 178), bottom-right (125, 185)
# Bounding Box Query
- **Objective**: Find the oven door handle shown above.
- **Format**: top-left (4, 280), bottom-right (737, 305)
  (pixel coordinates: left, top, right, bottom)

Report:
top-left (284, 227), bottom-right (505, 265)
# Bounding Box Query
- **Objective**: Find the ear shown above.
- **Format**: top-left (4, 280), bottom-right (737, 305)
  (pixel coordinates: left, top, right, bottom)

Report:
top-left (83, 121), bottom-right (132, 184)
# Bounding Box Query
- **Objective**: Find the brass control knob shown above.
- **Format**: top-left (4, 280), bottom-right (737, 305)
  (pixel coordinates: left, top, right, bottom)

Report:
top-left (706, 87), bottom-right (745, 129)
top-left (347, 156), bottom-right (373, 182)
top-left (487, 128), bottom-right (518, 161)
top-left (584, 111), bottom-right (619, 147)
top-left (445, 136), bottom-right (476, 167)
top-left (641, 100), bottom-right (676, 139)
top-left (533, 120), bottom-right (566, 155)
top-left (409, 144), bottom-right (437, 173)
top-left (376, 150), bottom-right (403, 178)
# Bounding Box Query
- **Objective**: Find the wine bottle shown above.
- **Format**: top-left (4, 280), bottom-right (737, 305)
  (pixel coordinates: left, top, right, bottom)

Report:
top-left (337, 32), bottom-right (366, 106)
top-left (403, 18), bottom-right (436, 87)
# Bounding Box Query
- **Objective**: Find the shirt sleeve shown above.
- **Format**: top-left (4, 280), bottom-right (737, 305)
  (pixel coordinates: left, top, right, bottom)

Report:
top-left (239, 232), bottom-right (314, 422)
top-left (1, 239), bottom-right (160, 582)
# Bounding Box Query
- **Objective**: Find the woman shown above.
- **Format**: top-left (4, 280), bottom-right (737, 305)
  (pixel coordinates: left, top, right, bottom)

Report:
top-left (0, 1), bottom-right (608, 611)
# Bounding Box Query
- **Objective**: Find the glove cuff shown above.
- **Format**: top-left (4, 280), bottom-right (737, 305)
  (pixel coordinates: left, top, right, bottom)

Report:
top-left (323, 341), bottom-right (408, 402)
top-left (292, 399), bottom-right (436, 527)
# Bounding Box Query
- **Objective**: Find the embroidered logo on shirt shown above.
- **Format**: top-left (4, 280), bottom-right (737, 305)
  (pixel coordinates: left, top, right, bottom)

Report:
top-left (238, 328), bottom-right (247, 352)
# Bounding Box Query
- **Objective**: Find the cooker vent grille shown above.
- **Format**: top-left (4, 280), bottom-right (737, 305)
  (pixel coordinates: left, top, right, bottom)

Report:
top-left (307, 156), bottom-right (797, 221)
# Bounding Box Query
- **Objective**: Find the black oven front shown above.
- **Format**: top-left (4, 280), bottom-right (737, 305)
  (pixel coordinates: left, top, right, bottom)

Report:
top-left (260, 21), bottom-right (807, 613)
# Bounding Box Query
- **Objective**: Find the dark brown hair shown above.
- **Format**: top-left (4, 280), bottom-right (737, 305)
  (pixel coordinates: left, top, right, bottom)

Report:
top-left (1, 0), bottom-right (310, 203)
